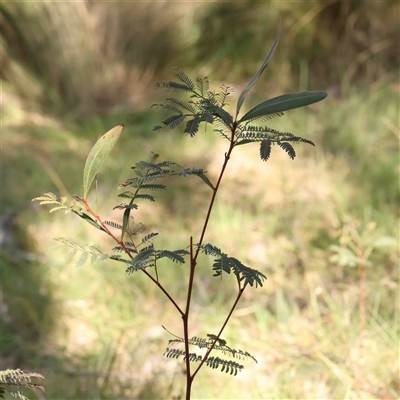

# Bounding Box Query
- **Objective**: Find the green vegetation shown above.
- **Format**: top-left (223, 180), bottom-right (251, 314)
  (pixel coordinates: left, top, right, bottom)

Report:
top-left (1, 1), bottom-right (398, 399)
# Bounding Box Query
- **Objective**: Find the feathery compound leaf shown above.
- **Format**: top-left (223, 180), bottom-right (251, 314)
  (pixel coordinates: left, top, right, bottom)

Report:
top-left (236, 24), bottom-right (281, 117)
top-left (83, 125), bottom-right (124, 199)
top-left (205, 357), bottom-right (244, 376)
top-left (278, 142), bottom-right (296, 159)
top-left (162, 114), bottom-right (186, 129)
top-left (113, 203), bottom-right (138, 210)
top-left (212, 106), bottom-right (233, 126)
top-left (217, 85), bottom-right (233, 108)
top-left (200, 243), bottom-right (267, 287)
top-left (32, 192), bottom-right (57, 202)
top-left (0, 369), bottom-right (45, 400)
top-left (157, 103), bottom-right (183, 114)
top-left (134, 194), bottom-right (155, 202)
top-left (239, 91), bottom-right (327, 123)
top-left (241, 111), bottom-right (284, 124)
top-left (155, 81), bottom-right (194, 93)
top-left (140, 183), bottom-right (167, 191)
top-left (127, 248), bottom-right (155, 273)
top-left (285, 136), bottom-right (315, 146)
top-left (104, 220), bottom-right (123, 230)
top-left (161, 117), bottom-right (184, 131)
top-left (200, 112), bottom-right (213, 124)
top-left (52, 238), bottom-right (109, 267)
top-left (260, 140), bottom-right (271, 161)
top-left (184, 117), bottom-right (201, 137)
top-left (142, 232), bottom-right (159, 244)
top-left (175, 69), bottom-right (195, 90)
top-left (76, 251), bottom-right (89, 268)
top-left (157, 249), bottom-right (188, 264)
top-left (228, 257), bottom-right (267, 287)
top-left (32, 192), bottom-right (71, 213)
top-left (167, 97), bottom-right (197, 113)
top-left (196, 77), bottom-right (209, 95)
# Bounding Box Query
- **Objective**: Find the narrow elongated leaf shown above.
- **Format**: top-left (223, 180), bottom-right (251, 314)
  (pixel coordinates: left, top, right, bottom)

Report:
top-left (192, 170), bottom-right (215, 190)
top-left (239, 91), bottom-right (327, 123)
top-left (76, 212), bottom-right (106, 232)
top-left (83, 125), bottom-right (124, 199)
top-left (121, 207), bottom-right (130, 240)
top-left (235, 24), bottom-right (281, 118)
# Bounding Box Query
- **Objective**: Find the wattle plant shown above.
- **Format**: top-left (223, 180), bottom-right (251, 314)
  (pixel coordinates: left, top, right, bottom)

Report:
top-left (33, 26), bottom-right (326, 399)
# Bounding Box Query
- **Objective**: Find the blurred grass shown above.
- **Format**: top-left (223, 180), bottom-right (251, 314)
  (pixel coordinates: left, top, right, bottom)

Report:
top-left (1, 1), bottom-right (399, 399)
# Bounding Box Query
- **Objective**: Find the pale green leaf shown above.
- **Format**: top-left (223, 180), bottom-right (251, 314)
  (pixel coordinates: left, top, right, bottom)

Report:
top-left (83, 125), bottom-right (124, 199)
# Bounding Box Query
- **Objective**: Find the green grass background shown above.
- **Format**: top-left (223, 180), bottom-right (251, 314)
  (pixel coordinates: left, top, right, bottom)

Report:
top-left (1, 1), bottom-right (399, 399)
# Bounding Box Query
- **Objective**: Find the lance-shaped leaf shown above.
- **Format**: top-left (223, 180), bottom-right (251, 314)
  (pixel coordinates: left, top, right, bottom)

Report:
top-left (235, 24), bottom-right (281, 118)
top-left (83, 125), bottom-right (124, 199)
top-left (74, 211), bottom-right (106, 232)
top-left (239, 91), bottom-right (327, 123)
top-left (192, 170), bottom-right (215, 191)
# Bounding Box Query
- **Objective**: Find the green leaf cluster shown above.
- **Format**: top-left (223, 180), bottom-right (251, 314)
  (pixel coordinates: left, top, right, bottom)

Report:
top-left (0, 369), bottom-right (44, 400)
top-left (154, 24), bottom-right (327, 162)
top-left (200, 244), bottom-right (267, 288)
top-left (49, 238), bottom-right (109, 268)
top-left (163, 334), bottom-right (257, 376)
top-left (168, 336), bottom-right (257, 363)
top-left (153, 69), bottom-right (234, 136)
top-left (118, 152), bottom-right (214, 240)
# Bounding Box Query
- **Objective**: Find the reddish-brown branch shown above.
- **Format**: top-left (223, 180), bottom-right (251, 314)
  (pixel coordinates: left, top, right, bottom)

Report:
top-left (191, 283), bottom-right (247, 381)
top-left (183, 122), bottom-right (238, 399)
top-left (82, 199), bottom-right (183, 315)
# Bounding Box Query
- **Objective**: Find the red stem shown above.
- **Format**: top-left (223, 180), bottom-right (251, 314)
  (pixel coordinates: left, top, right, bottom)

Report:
top-left (192, 284), bottom-right (247, 380)
top-left (83, 199), bottom-right (183, 315)
top-left (193, 122), bottom-right (237, 262)
top-left (183, 122), bottom-right (238, 399)
top-left (183, 237), bottom-right (195, 400)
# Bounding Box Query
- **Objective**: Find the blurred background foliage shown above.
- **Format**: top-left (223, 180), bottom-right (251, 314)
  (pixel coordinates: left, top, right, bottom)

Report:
top-left (1, 1), bottom-right (399, 399)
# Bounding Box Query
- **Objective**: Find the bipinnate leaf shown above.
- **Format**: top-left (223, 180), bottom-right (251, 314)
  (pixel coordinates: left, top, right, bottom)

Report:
top-left (83, 125), bottom-right (124, 199)
top-left (239, 91), bottom-right (327, 123)
top-left (235, 24), bottom-right (281, 118)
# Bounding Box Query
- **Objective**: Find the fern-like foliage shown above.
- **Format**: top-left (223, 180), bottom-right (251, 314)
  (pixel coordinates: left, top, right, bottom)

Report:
top-left (163, 347), bottom-right (243, 376)
top-left (260, 139), bottom-right (271, 161)
top-left (104, 220), bottom-right (123, 230)
top-left (49, 238), bottom-right (109, 267)
top-left (168, 336), bottom-right (257, 363)
top-left (32, 192), bottom-right (72, 213)
top-left (118, 152), bottom-right (214, 242)
top-left (153, 70), bottom-right (234, 136)
top-left (205, 357), bottom-right (244, 376)
top-left (126, 247), bottom-right (189, 273)
top-left (154, 71), bottom-right (319, 163)
top-left (107, 152), bottom-right (213, 264)
top-left (278, 141), bottom-right (296, 160)
top-left (199, 243), bottom-right (267, 288)
top-left (33, 192), bottom-right (108, 232)
top-left (0, 369), bottom-right (44, 400)
top-left (234, 125), bottom-right (315, 161)
top-left (163, 333), bottom-right (257, 376)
